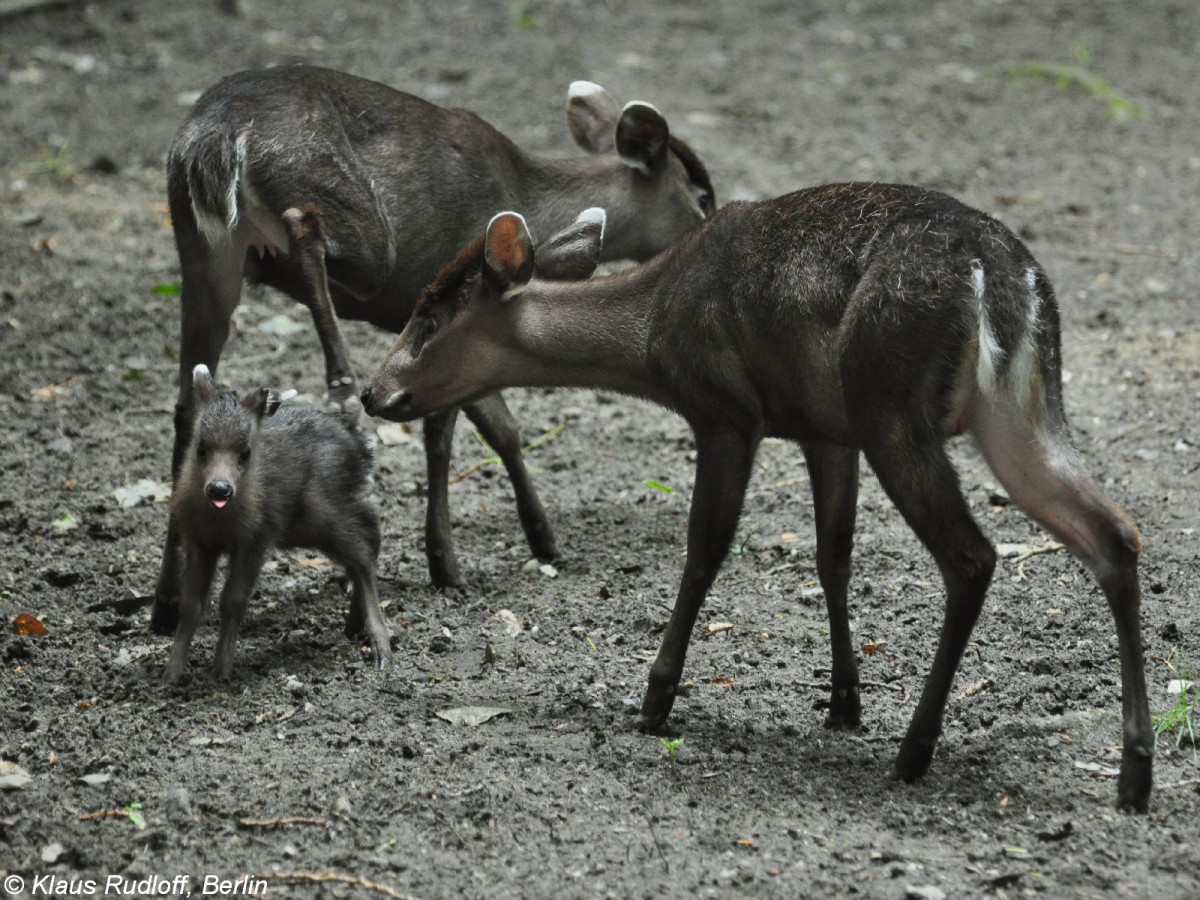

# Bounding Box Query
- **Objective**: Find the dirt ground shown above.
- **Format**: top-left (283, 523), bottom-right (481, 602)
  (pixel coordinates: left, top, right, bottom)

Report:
top-left (1, 0), bottom-right (1198, 897)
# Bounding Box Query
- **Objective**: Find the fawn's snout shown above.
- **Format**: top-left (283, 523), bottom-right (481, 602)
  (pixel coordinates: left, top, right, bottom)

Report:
top-left (205, 480), bottom-right (234, 508)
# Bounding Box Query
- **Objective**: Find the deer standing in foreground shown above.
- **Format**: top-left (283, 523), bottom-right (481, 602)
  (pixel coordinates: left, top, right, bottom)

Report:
top-left (360, 187), bottom-right (1153, 811)
top-left (153, 64), bottom-right (714, 630)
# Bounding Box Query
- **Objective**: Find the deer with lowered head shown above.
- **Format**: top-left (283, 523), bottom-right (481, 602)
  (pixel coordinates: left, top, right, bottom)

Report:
top-left (152, 65), bottom-right (715, 633)
top-left (360, 187), bottom-right (1152, 811)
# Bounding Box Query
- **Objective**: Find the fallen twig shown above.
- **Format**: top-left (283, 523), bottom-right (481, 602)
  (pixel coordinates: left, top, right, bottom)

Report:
top-left (1101, 420), bottom-right (1146, 446)
top-left (1111, 243), bottom-right (1180, 261)
top-left (237, 816), bottom-right (329, 829)
top-left (451, 423), bottom-right (566, 483)
top-left (77, 808), bottom-right (136, 824)
top-left (1012, 541), bottom-right (1064, 565)
top-left (256, 871), bottom-right (417, 899)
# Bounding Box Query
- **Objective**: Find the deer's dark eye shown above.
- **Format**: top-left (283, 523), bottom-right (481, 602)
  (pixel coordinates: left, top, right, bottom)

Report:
top-left (196, 445), bottom-right (207, 459)
top-left (239, 448), bottom-right (252, 463)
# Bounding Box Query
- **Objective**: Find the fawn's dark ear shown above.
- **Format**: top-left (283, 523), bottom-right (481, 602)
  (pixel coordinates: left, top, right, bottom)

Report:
top-left (566, 81), bottom-right (621, 154)
top-left (483, 212), bottom-right (535, 301)
top-left (245, 387), bottom-right (297, 420)
top-left (243, 388), bottom-right (271, 422)
top-left (242, 387), bottom-right (290, 421)
top-left (615, 102), bottom-right (669, 174)
top-left (192, 364), bottom-right (217, 406)
top-left (535, 208), bottom-right (606, 282)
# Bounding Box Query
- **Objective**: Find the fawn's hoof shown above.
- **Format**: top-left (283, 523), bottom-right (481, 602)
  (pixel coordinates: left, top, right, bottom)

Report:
top-left (149, 599), bottom-right (180, 636)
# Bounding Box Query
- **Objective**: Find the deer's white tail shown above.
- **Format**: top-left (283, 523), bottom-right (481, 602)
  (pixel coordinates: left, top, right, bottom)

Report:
top-left (172, 122), bottom-right (249, 245)
top-left (972, 258), bottom-right (1055, 430)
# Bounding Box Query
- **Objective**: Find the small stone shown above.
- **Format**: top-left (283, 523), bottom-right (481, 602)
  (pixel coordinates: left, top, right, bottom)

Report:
top-left (905, 886), bottom-right (947, 900)
top-left (164, 786), bottom-right (192, 819)
top-left (42, 841), bottom-right (65, 864)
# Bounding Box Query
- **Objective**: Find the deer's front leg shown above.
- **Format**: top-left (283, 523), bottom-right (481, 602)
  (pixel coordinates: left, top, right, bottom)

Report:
top-left (636, 428), bottom-right (758, 731)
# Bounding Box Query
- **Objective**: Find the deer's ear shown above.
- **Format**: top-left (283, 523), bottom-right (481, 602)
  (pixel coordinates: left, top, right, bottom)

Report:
top-left (483, 212), bottom-right (535, 301)
top-left (535, 208), bottom-right (606, 282)
top-left (566, 81), bottom-right (621, 154)
top-left (192, 364), bottom-right (217, 406)
top-left (616, 102), bottom-right (669, 174)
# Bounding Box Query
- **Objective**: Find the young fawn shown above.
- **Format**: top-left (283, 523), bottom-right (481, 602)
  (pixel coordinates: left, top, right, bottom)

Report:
top-left (154, 65), bottom-right (715, 630)
top-left (165, 365), bottom-right (390, 683)
top-left (361, 187), bottom-right (1152, 811)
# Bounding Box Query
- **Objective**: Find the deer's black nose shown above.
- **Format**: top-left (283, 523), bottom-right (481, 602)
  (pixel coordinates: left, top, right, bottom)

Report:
top-left (359, 387), bottom-right (373, 412)
top-left (205, 480), bottom-right (233, 501)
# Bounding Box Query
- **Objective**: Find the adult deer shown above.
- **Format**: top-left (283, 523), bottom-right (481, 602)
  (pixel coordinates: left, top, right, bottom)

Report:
top-left (361, 188), bottom-right (1152, 811)
top-left (153, 65), bottom-right (714, 630)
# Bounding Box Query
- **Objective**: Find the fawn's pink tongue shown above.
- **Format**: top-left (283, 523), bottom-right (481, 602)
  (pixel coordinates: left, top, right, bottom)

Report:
top-left (211, 499), bottom-right (228, 509)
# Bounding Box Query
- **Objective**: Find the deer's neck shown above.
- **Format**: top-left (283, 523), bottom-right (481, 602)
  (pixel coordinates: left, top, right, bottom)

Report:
top-left (518, 155), bottom-right (643, 261)
top-left (507, 266), bottom-right (667, 403)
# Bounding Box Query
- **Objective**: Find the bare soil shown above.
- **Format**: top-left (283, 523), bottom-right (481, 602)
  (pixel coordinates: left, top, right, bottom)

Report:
top-left (1, 1), bottom-right (1198, 897)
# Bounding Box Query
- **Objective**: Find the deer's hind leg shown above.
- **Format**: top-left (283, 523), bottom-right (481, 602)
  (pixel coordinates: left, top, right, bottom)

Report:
top-left (858, 427), bottom-right (997, 783)
top-left (972, 399), bottom-right (1151, 811)
top-left (279, 206), bottom-right (361, 424)
top-left (802, 440), bottom-right (862, 729)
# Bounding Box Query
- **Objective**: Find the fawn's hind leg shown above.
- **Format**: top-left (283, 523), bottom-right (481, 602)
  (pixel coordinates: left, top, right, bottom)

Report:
top-left (328, 504), bottom-right (391, 667)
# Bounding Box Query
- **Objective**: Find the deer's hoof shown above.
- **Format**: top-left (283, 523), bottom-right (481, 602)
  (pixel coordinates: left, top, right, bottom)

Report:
top-left (894, 737), bottom-right (936, 783)
top-left (823, 686), bottom-right (862, 729)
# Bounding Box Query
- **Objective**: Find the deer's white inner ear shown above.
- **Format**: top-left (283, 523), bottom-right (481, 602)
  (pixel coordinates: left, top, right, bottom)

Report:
top-left (568, 81), bottom-right (607, 101)
top-left (576, 207), bottom-right (607, 239)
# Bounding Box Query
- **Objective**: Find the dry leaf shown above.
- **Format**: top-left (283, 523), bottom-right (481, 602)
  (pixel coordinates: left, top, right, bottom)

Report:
top-left (13, 613), bottom-right (48, 636)
top-left (435, 706), bottom-right (513, 727)
top-left (861, 640), bottom-right (887, 656)
top-left (291, 554), bottom-right (331, 570)
top-left (703, 622), bottom-right (733, 637)
top-left (709, 675), bottom-right (734, 686)
top-left (495, 609), bottom-right (523, 637)
top-left (957, 677), bottom-right (991, 699)
top-left (30, 375), bottom-right (87, 400)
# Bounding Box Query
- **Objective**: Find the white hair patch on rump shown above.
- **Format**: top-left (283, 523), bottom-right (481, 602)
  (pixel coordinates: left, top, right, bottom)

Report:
top-left (972, 260), bottom-right (1003, 397)
top-left (1005, 267), bottom-right (1045, 420)
top-left (190, 129), bottom-right (248, 246)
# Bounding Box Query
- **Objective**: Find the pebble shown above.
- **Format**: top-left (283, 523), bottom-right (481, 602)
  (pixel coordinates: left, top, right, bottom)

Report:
top-left (164, 786), bottom-right (192, 820)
